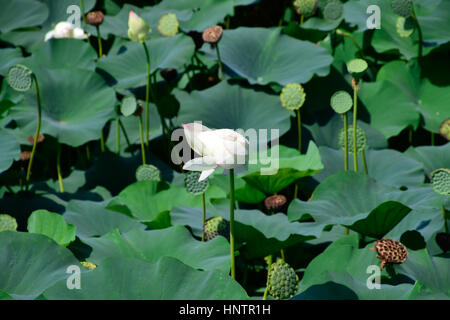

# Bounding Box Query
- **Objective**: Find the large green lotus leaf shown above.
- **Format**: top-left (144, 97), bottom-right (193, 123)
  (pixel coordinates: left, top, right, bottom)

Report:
top-left (242, 142), bottom-right (323, 195)
top-left (171, 205), bottom-right (320, 259)
top-left (105, 102), bottom-right (162, 154)
top-left (202, 27), bottom-right (333, 85)
top-left (0, 0), bottom-right (48, 33)
top-left (97, 34), bottom-right (195, 89)
top-left (109, 180), bottom-right (225, 222)
top-left (0, 48), bottom-right (24, 76)
top-left (415, 0), bottom-right (450, 45)
top-left (0, 291), bottom-right (13, 300)
top-left (0, 128), bottom-right (20, 174)
top-left (288, 172), bottom-right (442, 236)
top-left (9, 67), bottom-right (116, 147)
top-left (27, 209), bottom-right (76, 246)
top-left (305, 114), bottom-right (388, 150)
top-left (81, 225), bottom-right (230, 273)
top-left (314, 146), bottom-right (425, 188)
top-left (0, 231), bottom-right (80, 300)
top-left (27, 39), bottom-right (97, 71)
top-left (359, 61), bottom-right (450, 137)
top-left (396, 249), bottom-right (450, 297)
top-left (43, 256), bottom-right (248, 299)
top-left (301, 17), bottom-right (342, 32)
top-left (175, 81), bottom-right (291, 134)
top-left (295, 235), bottom-right (416, 300)
top-left (63, 200), bottom-right (146, 238)
top-left (404, 143), bottom-right (450, 176)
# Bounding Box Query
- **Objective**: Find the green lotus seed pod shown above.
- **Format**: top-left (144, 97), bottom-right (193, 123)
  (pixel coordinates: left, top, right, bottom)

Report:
top-left (293, 0), bottom-right (317, 17)
top-left (439, 118), bottom-right (450, 141)
top-left (430, 168), bottom-right (450, 195)
top-left (80, 261), bottom-right (97, 270)
top-left (280, 83), bottom-right (306, 110)
top-left (346, 59), bottom-right (368, 77)
top-left (0, 214), bottom-right (18, 232)
top-left (6, 64), bottom-right (33, 92)
top-left (323, 1), bottom-right (343, 20)
top-left (203, 216), bottom-right (229, 241)
top-left (157, 13), bottom-right (179, 37)
top-left (135, 164), bottom-right (161, 182)
top-left (330, 91), bottom-right (353, 114)
top-left (267, 258), bottom-right (299, 300)
top-left (338, 126), bottom-right (367, 154)
top-left (391, 0), bottom-right (413, 18)
top-left (184, 171), bottom-right (209, 195)
top-left (121, 95), bottom-right (137, 117)
top-left (396, 16), bottom-right (414, 37)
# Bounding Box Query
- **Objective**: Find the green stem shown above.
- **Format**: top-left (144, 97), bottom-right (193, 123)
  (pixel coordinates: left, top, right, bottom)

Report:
top-left (229, 168), bottom-right (236, 279)
top-left (118, 119), bottom-right (132, 152)
top-left (293, 108), bottom-right (302, 200)
top-left (442, 205), bottom-right (448, 234)
top-left (100, 130), bottom-right (105, 152)
top-left (57, 143), bottom-right (64, 193)
top-left (201, 192), bottom-right (206, 242)
top-left (345, 227), bottom-right (349, 235)
top-left (96, 25), bottom-right (103, 58)
top-left (26, 75), bottom-right (42, 186)
top-left (280, 249), bottom-right (285, 261)
top-left (344, 112), bottom-right (348, 171)
top-left (116, 118), bottom-right (120, 154)
top-left (353, 83), bottom-right (359, 172)
top-left (138, 115), bottom-right (146, 165)
top-left (143, 42), bottom-right (151, 148)
top-left (412, 10), bottom-right (423, 59)
top-left (86, 144), bottom-right (91, 161)
top-left (263, 255), bottom-right (272, 300)
top-left (300, 15), bottom-right (304, 25)
top-left (215, 44), bottom-right (224, 80)
top-left (361, 149), bottom-right (368, 175)
top-left (408, 127), bottom-right (413, 146)
top-left (79, 0), bottom-right (90, 45)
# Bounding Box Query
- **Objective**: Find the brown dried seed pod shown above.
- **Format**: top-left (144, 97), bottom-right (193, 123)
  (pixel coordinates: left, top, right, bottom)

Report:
top-left (264, 194), bottom-right (287, 212)
top-left (134, 102), bottom-right (143, 117)
top-left (27, 134), bottom-right (45, 144)
top-left (372, 238), bottom-right (408, 270)
top-left (20, 151), bottom-right (32, 161)
top-left (202, 25), bottom-right (223, 44)
top-left (86, 11), bottom-right (104, 26)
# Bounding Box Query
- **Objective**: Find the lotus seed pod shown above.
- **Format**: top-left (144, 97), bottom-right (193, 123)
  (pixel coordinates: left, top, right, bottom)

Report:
top-left (435, 233), bottom-right (450, 253)
top-left (267, 258), bottom-right (299, 300)
top-left (158, 13), bottom-right (179, 37)
top-left (430, 168), bottom-right (450, 195)
top-left (280, 83), bottom-right (306, 110)
top-left (80, 261), bottom-right (97, 270)
top-left (396, 16), bottom-right (415, 37)
top-left (372, 238), bottom-right (408, 270)
top-left (338, 126), bottom-right (366, 154)
top-left (86, 11), bottom-right (104, 26)
top-left (323, 1), bottom-right (343, 20)
top-left (264, 194), bottom-right (287, 212)
top-left (121, 95), bottom-right (137, 117)
top-left (0, 214), bottom-right (18, 232)
top-left (330, 90), bottom-right (353, 114)
top-left (135, 164), bottom-right (161, 182)
top-left (202, 25), bottom-right (223, 44)
top-left (6, 64), bottom-right (33, 92)
top-left (203, 216), bottom-right (229, 241)
top-left (293, 0), bottom-right (317, 17)
top-left (184, 171), bottom-right (209, 195)
top-left (346, 59), bottom-right (368, 77)
top-left (391, 0), bottom-right (413, 17)
top-left (439, 118), bottom-right (450, 141)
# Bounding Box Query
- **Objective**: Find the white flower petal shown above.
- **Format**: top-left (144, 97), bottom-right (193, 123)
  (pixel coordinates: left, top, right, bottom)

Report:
top-left (73, 28), bottom-right (88, 39)
top-left (199, 169), bottom-right (215, 181)
top-left (183, 156), bottom-right (217, 171)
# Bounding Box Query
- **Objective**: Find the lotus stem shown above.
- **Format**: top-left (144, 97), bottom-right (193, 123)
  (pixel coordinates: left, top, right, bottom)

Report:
top-left (352, 81), bottom-right (359, 172)
top-left (361, 149), bottom-right (368, 175)
top-left (86, 144), bottom-right (90, 161)
top-left (118, 119), bottom-right (132, 153)
top-left (201, 192), bottom-right (206, 242)
top-left (225, 16), bottom-right (231, 29)
top-left (215, 44), bottom-right (224, 80)
top-left (229, 168), bottom-right (236, 279)
top-left (116, 118), bottom-right (120, 154)
top-left (79, 0), bottom-right (90, 45)
top-left (263, 255), bottom-right (272, 300)
top-left (442, 205), bottom-right (448, 234)
top-left (300, 15), bottom-right (304, 25)
top-left (138, 114), bottom-right (146, 165)
top-left (408, 127), bottom-right (413, 145)
top-left (344, 112), bottom-right (349, 171)
top-left (412, 10), bottom-right (423, 58)
top-left (26, 75), bottom-right (42, 187)
top-left (345, 227), bottom-right (349, 235)
top-left (57, 143), bottom-right (64, 193)
top-left (96, 25), bottom-right (103, 58)
top-left (280, 249), bottom-right (286, 261)
top-left (143, 42), bottom-right (151, 148)
top-left (293, 108), bottom-right (302, 199)
top-left (100, 130), bottom-right (105, 152)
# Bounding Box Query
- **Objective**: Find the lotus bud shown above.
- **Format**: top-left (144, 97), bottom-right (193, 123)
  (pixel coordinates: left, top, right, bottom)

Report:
top-left (128, 10), bottom-right (150, 43)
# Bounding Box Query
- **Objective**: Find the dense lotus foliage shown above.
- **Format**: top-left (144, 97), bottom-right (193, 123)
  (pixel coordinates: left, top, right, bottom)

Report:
top-left (0, 0), bottom-right (449, 300)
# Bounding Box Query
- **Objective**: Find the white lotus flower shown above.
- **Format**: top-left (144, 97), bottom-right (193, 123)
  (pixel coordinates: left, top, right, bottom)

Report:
top-left (44, 21), bottom-right (88, 42)
top-left (182, 123), bottom-right (248, 181)
top-left (128, 10), bottom-right (150, 43)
